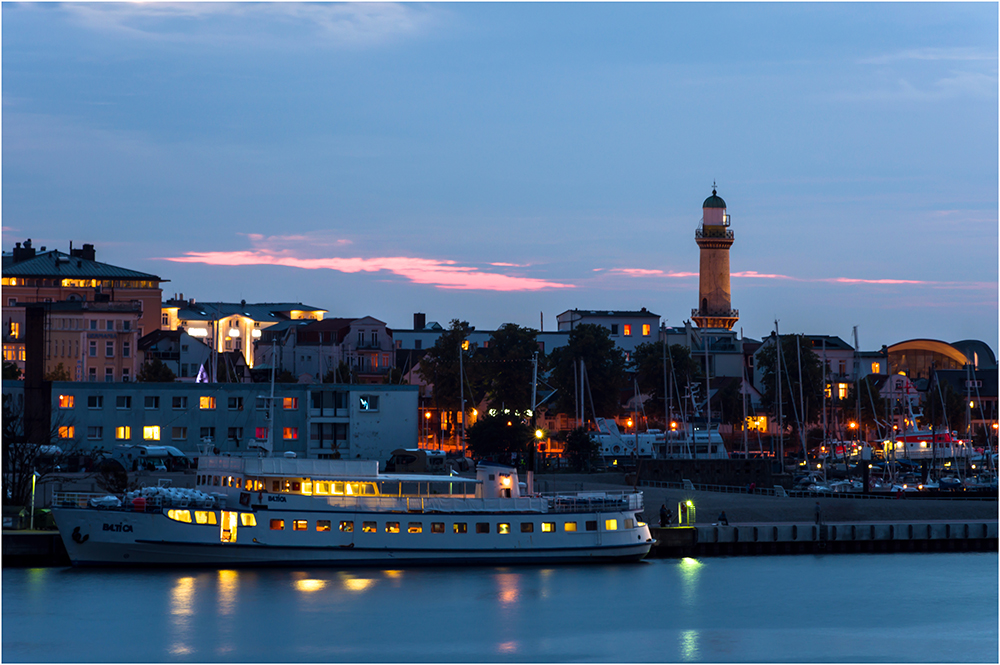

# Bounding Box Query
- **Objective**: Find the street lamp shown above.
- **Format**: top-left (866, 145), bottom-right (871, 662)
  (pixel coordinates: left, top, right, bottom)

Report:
top-left (30, 470), bottom-right (40, 530)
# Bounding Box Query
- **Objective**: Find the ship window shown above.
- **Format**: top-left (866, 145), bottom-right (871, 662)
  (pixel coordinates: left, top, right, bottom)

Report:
top-left (234, 478), bottom-right (242, 489)
top-left (240, 514), bottom-right (257, 527)
top-left (291, 481), bottom-right (301, 492)
top-left (316, 520), bottom-right (331, 532)
top-left (431, 522), bottom-right (445, 533)
top-left (194, 511), bottom-right (217, 525)
top-left (586, 521), bottom-right (597, 531)
top-left (625, 518), bottom-right (635, 529)
top-left (167, 509), bottom-right (192, 523)
top-left (333, 482), bottom-right (346, 495)
top-left (520, 523), bottom-right (534, 533)
top-left (497, 523), bottom-right (511, 534)
top-left (341, 521), bottom-right (354, 532)
top-left (362, 522), bottom-right (376, 533)
top-left (270, 519), bottom-right (285, 530)
top-left (541, 522), bottom-right (555, 532)
top-left (408, 522), bottom-right (423, 534)
top-left (605, 519), bottom-right (618, 531)
top-left (386, 522), bottom-right (400, 534)
top-left (272, 481), bottom-right (280, 493)
top-left (564, 522), bottom-right (577, 532)
top-left (315, 481), bottom-right (331, 495)
top-left (453, 523), bottom-right (467, 533)
top-left (293, 520), bottom-right (308, 531)
top-left (476, 523), bottom-right (490, 534)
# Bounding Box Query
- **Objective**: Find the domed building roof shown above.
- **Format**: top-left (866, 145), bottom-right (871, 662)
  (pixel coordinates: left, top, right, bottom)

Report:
top-left (703, 187), bottom-right (726, 209)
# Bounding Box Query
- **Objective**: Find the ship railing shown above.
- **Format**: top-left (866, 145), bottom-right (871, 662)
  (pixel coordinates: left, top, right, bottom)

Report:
top-left (52, 491), bottom-right (111, 508)
top-left (540, 491), bottom-right (643, 513)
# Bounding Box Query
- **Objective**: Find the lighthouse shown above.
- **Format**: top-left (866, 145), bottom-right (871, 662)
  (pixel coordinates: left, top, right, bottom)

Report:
top-left (692, 185), bottom-right (739, 330)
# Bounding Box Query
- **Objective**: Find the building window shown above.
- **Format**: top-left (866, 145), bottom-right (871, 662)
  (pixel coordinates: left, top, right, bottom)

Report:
top-left (227, 427), bottom-right (243, 441)
top-left (162, 313), bottom-right (169, 326)
top-left (58, 395), bottom-right (74, 408)
top-left (358, 332), bottom-right (364, 347)
top-left (610, 324), bottom-right (619, 335)
top-left (172, 396), bottom-right (188, 409)
top-left (122, 368), bottom-right (130, 382)
top-left (105, 368), bottom-right (114, 382)
top-left (122, 342), bottom-right (131, 358)
top-left (371, 332), bottom-right (378, 346)
top-left (200, 427), bottom-right (215, 441)
top-left (58, 426), bottom-right (75, 439)
top-left (871, 362), bottom-right (880, 374)
top-left (415, 339), bottom-right (422, 350)
top-left (283, 397), bottom-right (298, 410)
top-left (837, 383), bottom-right (848, 400)
top-left (283, 427), bottom-right (298, 440)
top-left (359, 395), bottom-right (379, 412)
top-left (144, 396), bottom-right (160, 409)
top-left (89, 341), bottom-right (97, 357)
top-left (143, 426), bottom-right (160, 441)
top-left (115, 426), bottom-right (131, 440)
top-left (228, 396), bottom-right (243, 410)
top-left (9, 322), bottom-right (19, 339)
top-left (642, 324), bottom-right (651, 336)
top-left (255, 427), bottom-right (269, 440)
top-left (105, 342), bottom-right (114, 358)
top-left (623, 324), bottom-right (632, 336)
top-left (87, 426), bottom-right (103, 440)
top-left (172, 427), bottom-right (187, 440)
top-left (200, 396), bottom-right (216, 410)
top-left (90, 320), bottom-right (97, 330)
top-left (88, 368), bottom-right (97, 382)
top-left (123, 320), bottom-right (131, 332)
top-left (106, 320), bottom-right (114, 331)
top-left (116, 395), bottom-right (131, 409)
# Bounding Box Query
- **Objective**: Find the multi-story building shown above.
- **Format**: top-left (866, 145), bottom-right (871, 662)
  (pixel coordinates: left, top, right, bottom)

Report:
top-left (3, 380), bottom-right (418, 462)
top-left (556, 308), bottom-right (660, 356)
top-left (2, 239), bottom-right (164, 375)
top-left (138, 329), bottom-right (212, 381)
top-left (160, 297), bottom-right (327, 374)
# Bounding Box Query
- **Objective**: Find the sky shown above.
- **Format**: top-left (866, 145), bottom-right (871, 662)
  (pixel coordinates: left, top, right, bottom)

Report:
top-left (3, 2), bottom-right (997, 354)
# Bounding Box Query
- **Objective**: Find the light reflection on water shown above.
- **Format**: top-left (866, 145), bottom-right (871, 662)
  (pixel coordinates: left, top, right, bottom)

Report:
top-left (3, 553), bottom-right (997, 663)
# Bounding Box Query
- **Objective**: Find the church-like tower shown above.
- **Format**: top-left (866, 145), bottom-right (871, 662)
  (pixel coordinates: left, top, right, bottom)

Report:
top-left (692, 186), bottom-right (738, 330)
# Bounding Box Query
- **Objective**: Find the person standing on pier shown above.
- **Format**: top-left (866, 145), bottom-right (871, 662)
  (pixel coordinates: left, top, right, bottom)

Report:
top-left (814, 502), bottom-right (822, 525)
top-left (659, 503), bottom-right (669, 527)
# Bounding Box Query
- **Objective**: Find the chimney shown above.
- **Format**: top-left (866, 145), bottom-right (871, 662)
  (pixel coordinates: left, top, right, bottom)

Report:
top-left (81, 244), bottom-right (96, 261)
top-left (12, 239), bottom-right (36, 264)
top-left (413, 312), bottom-right (426, 330)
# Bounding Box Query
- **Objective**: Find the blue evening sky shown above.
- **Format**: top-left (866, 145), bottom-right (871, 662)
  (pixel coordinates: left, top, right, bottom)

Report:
top-left (3, 3), bottom-right (997, 351)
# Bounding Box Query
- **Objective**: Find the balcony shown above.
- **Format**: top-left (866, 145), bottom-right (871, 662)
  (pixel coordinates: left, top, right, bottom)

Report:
top-left (695, 226), bottom-right (734, 240)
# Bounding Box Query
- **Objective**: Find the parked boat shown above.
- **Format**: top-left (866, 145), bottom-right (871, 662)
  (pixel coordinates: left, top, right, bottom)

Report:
top-left (592, 417), bottom-right (658, 459)
top-left (52, 457), bottom-right (654, 567)
top-left (659, 422), bottom-right (729, 460)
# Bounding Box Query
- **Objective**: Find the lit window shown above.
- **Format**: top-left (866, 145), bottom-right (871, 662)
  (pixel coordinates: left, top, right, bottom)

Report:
top-left (283, 427), bottom-right (298, 440)
top-left (270, 519), bottom-right (285, 530)
top-left (9, 322), bottom-right (19, 339)
top-left (143, 426), bottom-right (160, 441)
top-left (453, 522), bottom-right (467, 533)
top-left (283, 397), bottom-right (298, 409)
top-left (314, 481), bottom-right (331, 495)
top-left (497, 523), bottom-right (511, 534)
top-left (293, 520), bottom-right (308, 531)
top-left (167, 510), bottom-right (192, 523)
top-left (316, 520), bottom-right (331, 531)
top-left (386, 522), bottom-right (400, 534)
top-left (837, 384), bottom-right (848, 400)
top-left (362, 522), bottom-right (376, 533)
top-left (520, 523), bottom-right (534, 533)
top-left (115, 426), bottom-right (131, 440)
top-left (58, 395), bottom-right (74, 408)
top-left (240, 513), bottom-right (257, 527)
top-left (255, 427), bottom-right (269, 440)
top-left (642, 324), bottom-right (651, 336)
top-left (200, 396), bottom-right (216, 410)
top-left (605, 519), bottom-right (618, 531)
top-left (541, 522), bottom-right (556, 533)
top-left (359, 395), bottom-right (379, 411)
top-left (408, 522), bottom-right (423, 534)
top-left (340, 521), bottom-right (354, 532)
top-left (623, 324), bottom-right (632, 336)
top-left (194, 511), bottom-right (217, 525)
top-left (563, 522), bottom-right (577, 532)
top-left (431, 523), bottom-right (445, 533)
top-left (58, 426), bottom-right (75, 439)
top-left (871, 362), bottom-right (880, 374)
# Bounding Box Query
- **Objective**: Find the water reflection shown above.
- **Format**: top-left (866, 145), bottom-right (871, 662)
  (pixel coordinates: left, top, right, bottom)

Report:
top-left (217, 570), bottom-right (238, 615)
top-left (497, 640), bottom-right (519, 654)
top-left (680, 629), bottom-right (699, 661)
top-left (169, 576), bottom-right (196, 656)
top-left (678, 557), bottom-right (702, 607)
top-left (294, 578), bottom-right (328, 593)
top-left (495, 573), bottom-right (520, 607)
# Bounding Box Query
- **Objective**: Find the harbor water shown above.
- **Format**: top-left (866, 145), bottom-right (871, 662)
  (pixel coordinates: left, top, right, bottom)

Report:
top-left (3, 553), bottom-right (997, 663)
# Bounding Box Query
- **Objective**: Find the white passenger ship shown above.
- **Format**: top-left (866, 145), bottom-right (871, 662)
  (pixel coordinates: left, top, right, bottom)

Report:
top-left (53, 457), bottom-right (654, 567)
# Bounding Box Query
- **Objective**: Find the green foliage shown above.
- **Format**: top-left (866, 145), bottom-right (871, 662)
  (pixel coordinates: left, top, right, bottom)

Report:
top-left (713, 379), bottom-right (745, 426)
top-left (924, 381), bottom-right (966, 434)
top-left (466, 414), bottom-right (531, 460)
top-left (756, 334), bottom-right (824, 432)
top-left (136, 358), bottom-right (176, 383)
top-left (322, 361), bottom-right (355, 384)
top-left (3, 361), bottom-right (22, 381)
top-left (841, 375), bottom-right (890, 435)
top-left (43, 362), bottom-right (72, 382)
top-left (632, 342), bottom-right (702, 421)
top-left (417, 320), bottom-right (477, 413)
top-left (563, 427), bottom-right (601, 472)
top-left (548, 324), bottom-right (626, 419)
top-left (482, 323), bottom-right (538, 413)
top-left (275, 370), bottom-right (297, 384)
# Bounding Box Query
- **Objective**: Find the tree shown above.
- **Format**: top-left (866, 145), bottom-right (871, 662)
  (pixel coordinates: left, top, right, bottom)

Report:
top-left (418, 320), bottom-right (478, 413)
top-left (842, 375), bottom-right (889, 438)
top-left (2, 392), bottom-right (77, 507)
top-left (481, 323), bottom-right (538, 413)
top-left (466, 414), bottom-right (531, 461)
top-left (712, 378), bottom-right (745, 427)
top-left (548, 324), bottom-right (626, 420)
top-left (275, 370), bottom-right (297, 384)
top-left (3, 361), bottom-right (22, 380)
top-left (756, 334), bottom-right (824, 440)
top-left (632, 342), bottom-right (703, 423)
top-left (137, 358), bottom-right (176, 382)
top-left (563, 427), bottom-right (601, 472)
top-left (323, 361), bottom-right (354, 384)
top-left (44, 362), bottom-right (71, 381)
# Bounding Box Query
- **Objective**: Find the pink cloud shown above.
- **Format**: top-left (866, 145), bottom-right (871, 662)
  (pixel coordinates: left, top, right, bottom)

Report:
top-left (160, 249), bottom-right (573, 292)
top-left (607, 268), bottom-right (699, 278)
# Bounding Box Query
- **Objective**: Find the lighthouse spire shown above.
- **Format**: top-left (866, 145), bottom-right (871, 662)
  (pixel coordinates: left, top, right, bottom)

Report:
top-left (692, 185), bottom-right (738, 330)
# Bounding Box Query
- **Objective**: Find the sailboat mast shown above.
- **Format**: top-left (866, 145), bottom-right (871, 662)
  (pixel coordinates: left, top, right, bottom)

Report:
top-left (775, 321), bottom-right (783, 463)
top-left (797, 334), bottom-right (807, 461)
